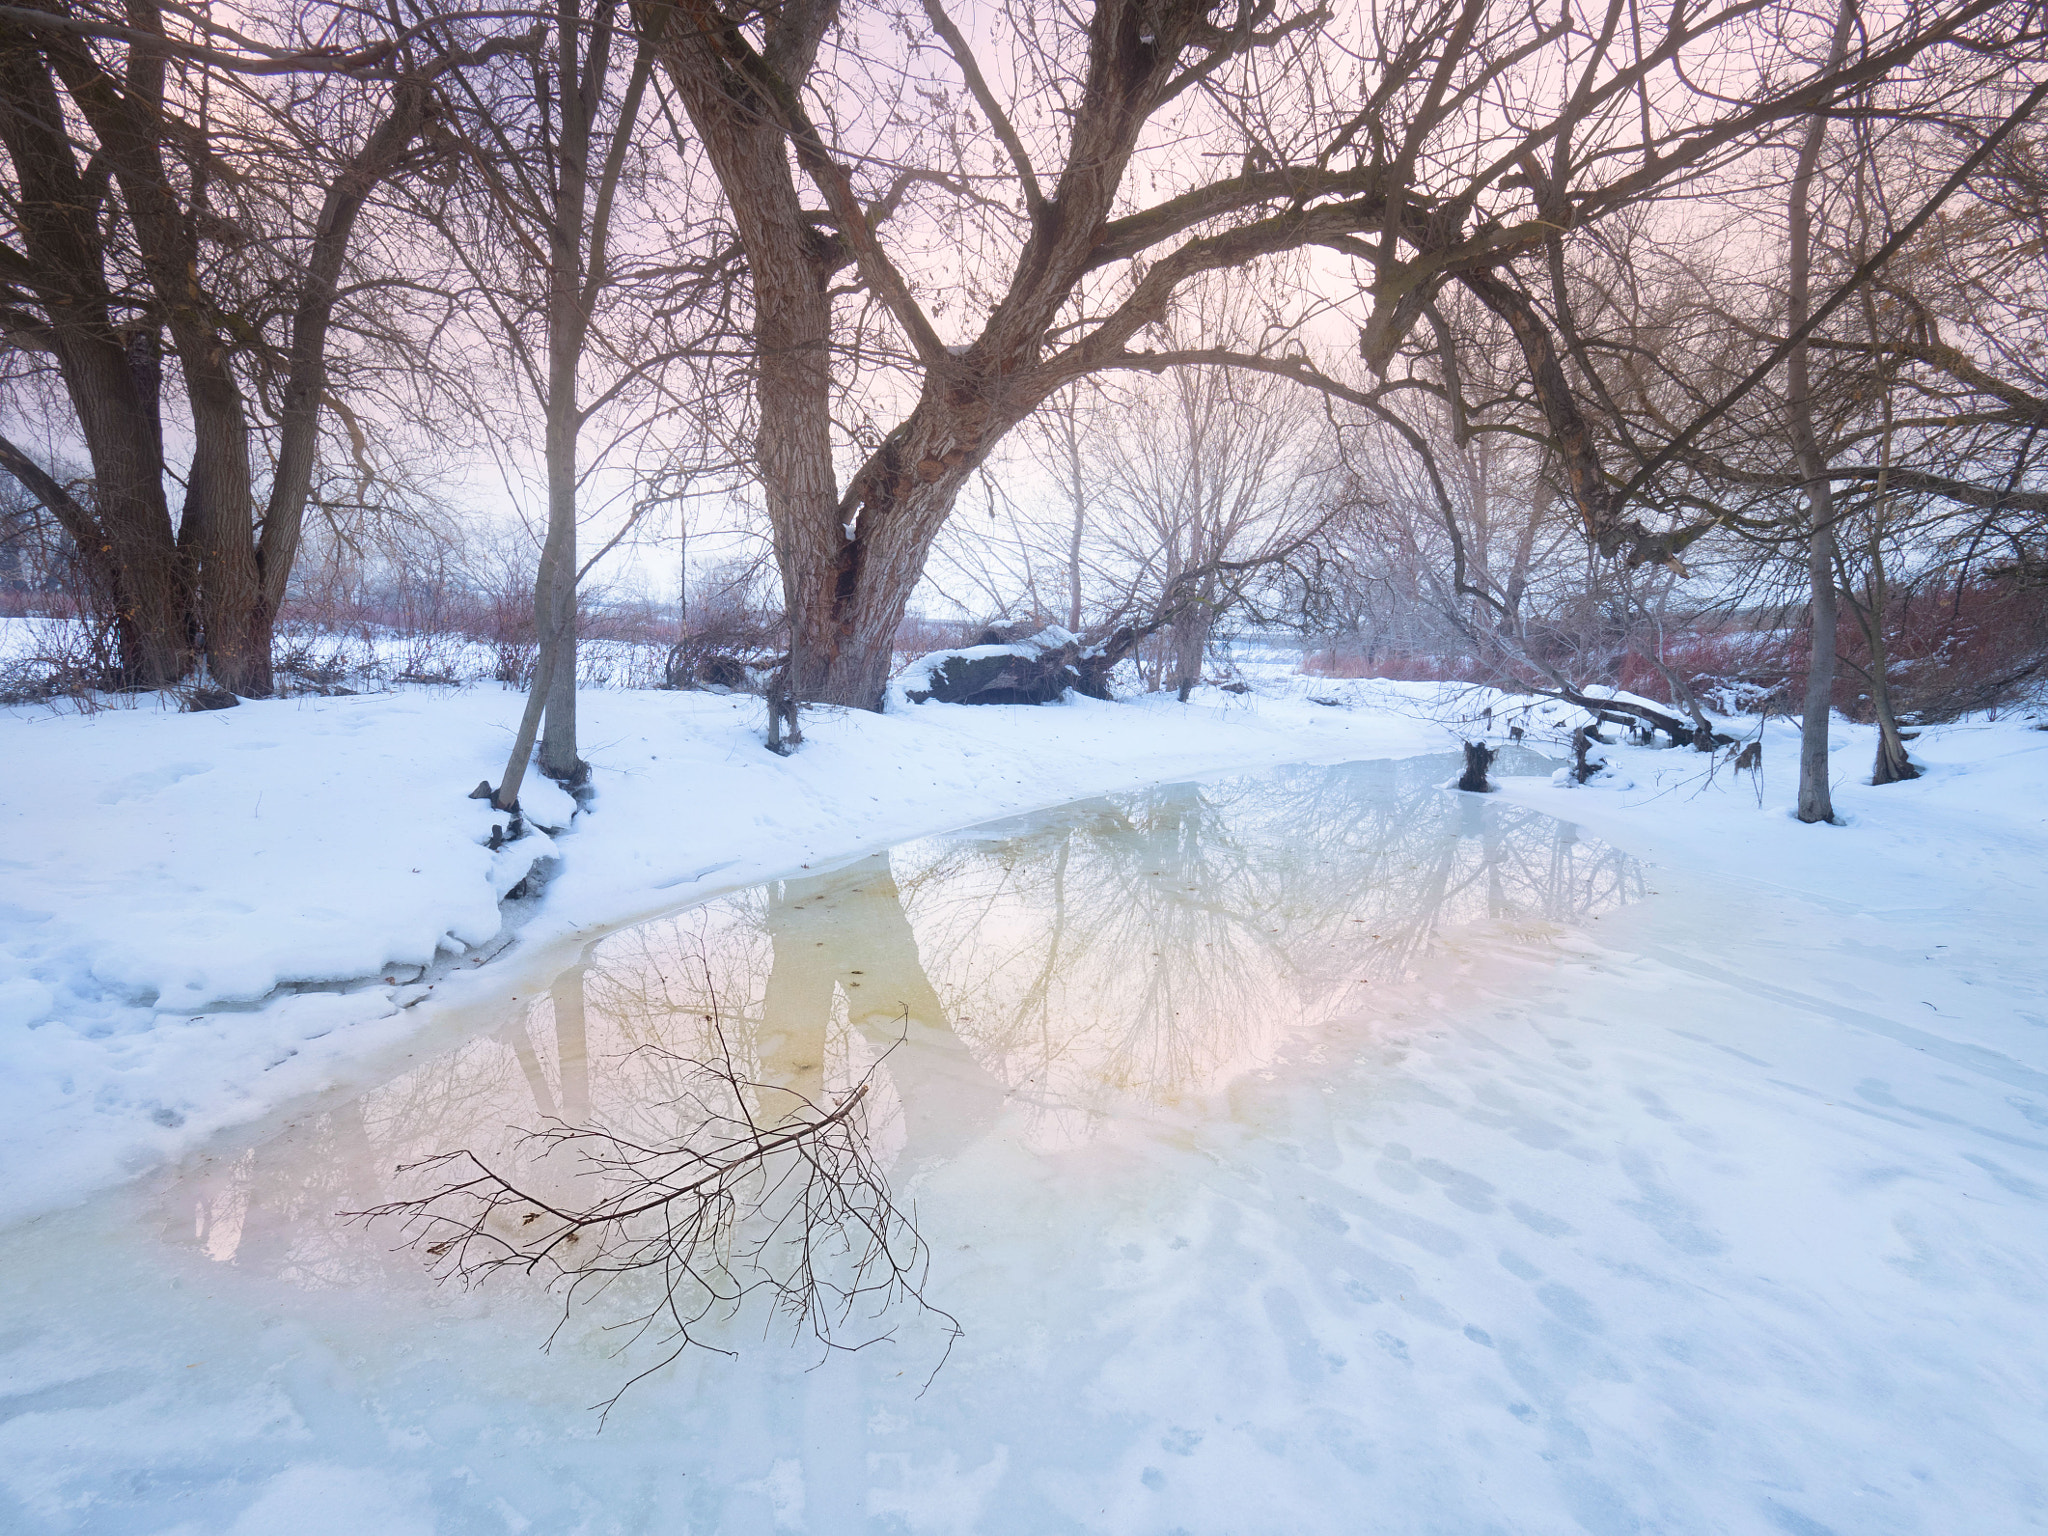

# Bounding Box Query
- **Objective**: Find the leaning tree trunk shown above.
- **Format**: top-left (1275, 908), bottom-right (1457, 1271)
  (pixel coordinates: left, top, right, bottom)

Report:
top-left (808, 415), bottom-right (1006, 708)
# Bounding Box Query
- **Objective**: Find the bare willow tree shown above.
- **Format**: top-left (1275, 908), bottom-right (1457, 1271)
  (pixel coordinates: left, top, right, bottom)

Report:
top-left (927, 313), bottom-right (1333, 687)
top-left (624, 0), bottom-right (2023, 712)
top-left (1090, 345), bottom-right (1332, 695)
top-left (0, 0), bottom-right (529, 692)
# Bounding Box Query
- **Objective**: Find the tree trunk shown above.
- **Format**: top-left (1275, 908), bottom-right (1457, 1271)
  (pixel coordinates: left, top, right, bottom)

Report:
top-left (501, 3), bottom-right (651, 795)
top-left (179, 374), bottom-right (267, 695)
top-left (1173, 575), bottom-right (1211, 702)
top-left (1785, 0), bottom-right (1858, 825)
top-left (256, 82), bottom-right (436, 680)
top-left (1864, 537), bottom-right (1918, 783)
top-left (1064, 408), bottom-right (1086, 634)
top-left (0, 32), bottom-right (192, 686)
top-left (1796, 526), bottom-right (1841, 821)
top-left (806, 452), bottom-right (995, 708)
top-left (648, 7), bottom-right (851, 698)
top-left (81, 0), bottom-right (268, 694)
top-left (537, 498), bottom-right (581, 778)
top-left (533, 0), bottom-right (598, 788)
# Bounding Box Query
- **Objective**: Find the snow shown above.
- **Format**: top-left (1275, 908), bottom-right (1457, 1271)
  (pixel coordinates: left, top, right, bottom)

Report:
top-left (1, 667), bottom-right (2045, 1534)
top-left (0, 679), bottom-right (1455, 1225)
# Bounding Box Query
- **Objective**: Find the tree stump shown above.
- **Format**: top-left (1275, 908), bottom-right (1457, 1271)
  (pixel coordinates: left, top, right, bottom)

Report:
top-left (1572, 726), bottom-right (1599, 783)
top-left (1458, 740), bottom-right (1495, 792)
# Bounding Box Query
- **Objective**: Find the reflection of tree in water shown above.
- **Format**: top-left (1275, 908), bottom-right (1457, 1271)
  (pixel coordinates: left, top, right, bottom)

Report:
top-left (176, 755), bottom-right (1640, 1281)
top-left (889, 752), bottom-right (1643, 1140)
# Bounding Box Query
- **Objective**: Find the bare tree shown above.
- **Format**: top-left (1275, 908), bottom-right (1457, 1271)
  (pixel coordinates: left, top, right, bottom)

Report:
top-left (0, 0), bottom-right (526, 692)
top-left (1784, 0), bottom-right (1861, 823)
top-left (427, 0), bottom-right (662, 805)
top-left (631, 0), bottom-right (2002, 709)
top-left (1092, 348), bottom-right (1330, 696)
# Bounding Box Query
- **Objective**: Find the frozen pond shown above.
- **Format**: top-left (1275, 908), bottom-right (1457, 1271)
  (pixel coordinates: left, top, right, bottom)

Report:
top-left (3, 753), bottom-right (2043, 1534)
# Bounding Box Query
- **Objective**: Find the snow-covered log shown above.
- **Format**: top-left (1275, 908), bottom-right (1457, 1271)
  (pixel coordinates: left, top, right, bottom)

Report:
top-left (894, 626), bottom-right (1108, 706)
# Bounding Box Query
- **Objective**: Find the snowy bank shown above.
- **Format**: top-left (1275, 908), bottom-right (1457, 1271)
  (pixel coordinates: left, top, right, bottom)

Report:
top-left (0, 680), bottom-right (1461, 1223)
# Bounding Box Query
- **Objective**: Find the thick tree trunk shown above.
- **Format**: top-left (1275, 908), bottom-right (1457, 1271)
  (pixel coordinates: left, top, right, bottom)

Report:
top-left (802, 447), bottom-right (992, 709)
top-left (646, 4), bottom-right (849, 698)
top-left (8, 6), bottom-right (438, 699)
top-left (76, 0), bottom-right (269, 694)
top-left (179, 375), bottom-right (267, 695)
top-left (0, 31), bottom-right (192, 686)
top-left (0, 425), bottom-right (186, 685)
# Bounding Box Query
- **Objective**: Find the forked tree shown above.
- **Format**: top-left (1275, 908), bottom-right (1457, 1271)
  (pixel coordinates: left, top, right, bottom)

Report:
top-left (634, 0), bottom-right (2021, 710)
top-left (0, 0), bottom-right (527, 692)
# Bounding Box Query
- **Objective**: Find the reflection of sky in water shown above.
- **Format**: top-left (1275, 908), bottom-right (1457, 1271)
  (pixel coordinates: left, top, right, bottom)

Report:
top-left (179, 752), bottom-right (1641, 1280)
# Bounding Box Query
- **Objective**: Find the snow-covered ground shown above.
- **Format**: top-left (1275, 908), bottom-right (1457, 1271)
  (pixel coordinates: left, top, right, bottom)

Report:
top-left (0, 675), bottom-right (1454, 1224)
top-left (2, 665), bottom-right (2044, 1534)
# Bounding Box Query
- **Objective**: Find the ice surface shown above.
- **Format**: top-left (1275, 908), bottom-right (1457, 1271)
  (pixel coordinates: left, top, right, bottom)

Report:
top-left (2, 749), bottom-right (2044, 1534)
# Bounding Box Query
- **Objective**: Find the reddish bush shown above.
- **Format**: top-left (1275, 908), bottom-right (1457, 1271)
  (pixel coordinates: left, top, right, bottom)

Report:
top-left (1617, 578), bottom-right (2048, 722)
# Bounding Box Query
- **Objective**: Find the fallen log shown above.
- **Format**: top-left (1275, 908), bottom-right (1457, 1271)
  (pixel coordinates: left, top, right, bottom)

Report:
top-left (897, 626), bottom-right (1106, 705)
